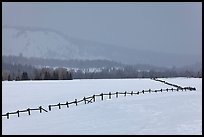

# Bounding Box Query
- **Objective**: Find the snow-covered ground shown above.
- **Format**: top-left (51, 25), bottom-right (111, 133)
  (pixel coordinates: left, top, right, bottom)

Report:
top-left (2, 78), bottom-right (202, 135)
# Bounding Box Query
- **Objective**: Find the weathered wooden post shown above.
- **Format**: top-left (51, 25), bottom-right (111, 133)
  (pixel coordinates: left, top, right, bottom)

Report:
top-left (39, 106), bottom-right (42, 113)
top-left (75, 99), bottom-right (78, 106)
top-left (66, 102), bottom-right (69, 108)
top-left (6, 113), bottom-right (9, 119)
top-left (109, 92), bottom-right (111, 99)
top-left (17, 110), bottom-right (20, 117)
top-left (58, 103), bottom-right (61, 109)
top-left (48, 105), bottom-right (51, 111)
top-left (116, 92), bottom-right (118, 98)
top-left (27, 108), bottom-right (31, 115)
top-left (101, 93), bottom-right (103, 101)
top-left (84, 97), bottom-right (86, 104)
top-left (93, 95), bottom-right (95, 102)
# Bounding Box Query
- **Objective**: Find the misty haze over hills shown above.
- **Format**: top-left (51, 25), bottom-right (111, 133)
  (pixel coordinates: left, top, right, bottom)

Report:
top-left (2, 26), bottom-right (201, 68)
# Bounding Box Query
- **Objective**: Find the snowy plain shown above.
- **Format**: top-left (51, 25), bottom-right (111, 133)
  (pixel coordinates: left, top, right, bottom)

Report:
top-left (2, 78), bottom-right (202, 135)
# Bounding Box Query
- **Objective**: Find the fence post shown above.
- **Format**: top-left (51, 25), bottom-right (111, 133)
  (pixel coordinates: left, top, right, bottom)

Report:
top-left (101, 93), bottom-right (103, 100)
top-left (109, 92), bottom-right (111, 99)
top-left (83, 97), bottom-right (86, 104)
top-left (116, 92), bottom-right (118, 98)
top-left (58, 103), bottom-right (61, 109)
top-left (124, 91), bottom-right (127, 96)
top-left (75, 99), bottom-right (78, 106)
top-left (161, 89), bottom-right (162, 92)
top-left (166, 88), bottom-right (168, 92)
top-left (49, 105), bottom-right (51, 111)
top-left (142, 90), bottom-right (144, 94)
top-left (66, 102), bottom-right (69, 108)
top-left (93, 95), bottom-right (95, 102)
top-left (131, 91), bottom-right (133, 95)
top-left (171, 88), bottom-right (173, 91)
top-left (149, 89), bottom-right (151, 93)
top-left (6, 113), bottom-right (9, 119)
top-left (27, 108), bottom-right (31, 115)
top-left (39, 106), bottom-right (42, 113)
top-left (17, 110), bottom-right (20, 117)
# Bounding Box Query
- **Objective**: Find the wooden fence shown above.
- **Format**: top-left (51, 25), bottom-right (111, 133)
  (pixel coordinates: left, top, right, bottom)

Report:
top-left (151, 78), bottom-right (196, 90)
top-left (47, 87), bottom-right (196, 112)
top-left (2, 78), bottom-right (196, 119)
top-left (2, 106), bottom-right (48, 119)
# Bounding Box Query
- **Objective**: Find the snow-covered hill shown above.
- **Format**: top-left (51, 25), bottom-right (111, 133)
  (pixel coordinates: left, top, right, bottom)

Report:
top-left (2, 26), bottom-right (201, 67)
top-left (3, 26), bottom-right (87, 60)
top-left (2, 26), bottom-right (122, 61)
top-left (2, 78), bottom-right (202, 135)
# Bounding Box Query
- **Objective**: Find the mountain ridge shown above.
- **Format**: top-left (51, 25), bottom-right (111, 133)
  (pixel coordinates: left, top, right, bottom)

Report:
top-left (2, 25), bottom-right (201, 68)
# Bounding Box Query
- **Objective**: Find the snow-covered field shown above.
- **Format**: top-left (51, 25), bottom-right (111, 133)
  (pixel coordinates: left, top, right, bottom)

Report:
top-left (2, 78), bottom-right (202, 135)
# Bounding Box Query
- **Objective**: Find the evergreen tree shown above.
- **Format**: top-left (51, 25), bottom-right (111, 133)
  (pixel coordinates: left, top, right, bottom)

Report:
top-left (8, 74), bottom-right (12, 81)
top-left (21, 72), bottom-right (29, 80)
top-left (53, 70), bottom-right (59, 80)
top-left (69, 72), bottom-right (73, 80)
top-left (44, 71), bottom-right (51, 80)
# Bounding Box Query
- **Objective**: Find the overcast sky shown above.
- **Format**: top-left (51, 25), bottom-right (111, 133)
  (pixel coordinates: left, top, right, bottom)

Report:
top-left (2, 2), bottom-right (202, 56)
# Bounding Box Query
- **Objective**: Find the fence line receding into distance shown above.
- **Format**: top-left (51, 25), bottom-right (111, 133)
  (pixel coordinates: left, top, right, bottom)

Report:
top-left (2, 78), bottom-right (196, 119)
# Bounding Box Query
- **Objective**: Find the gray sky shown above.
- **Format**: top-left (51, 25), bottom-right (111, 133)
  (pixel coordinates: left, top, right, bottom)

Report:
top-left (2, 2), bottom-right (202, 56)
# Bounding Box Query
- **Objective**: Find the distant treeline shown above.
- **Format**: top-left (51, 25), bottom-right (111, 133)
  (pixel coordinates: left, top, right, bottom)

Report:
top-left (2, 62), bottom-right (73, 81)
top-left (71, 65), bottom-right (202, 79)
top-left (2, 61), bottom-right (202, 81)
